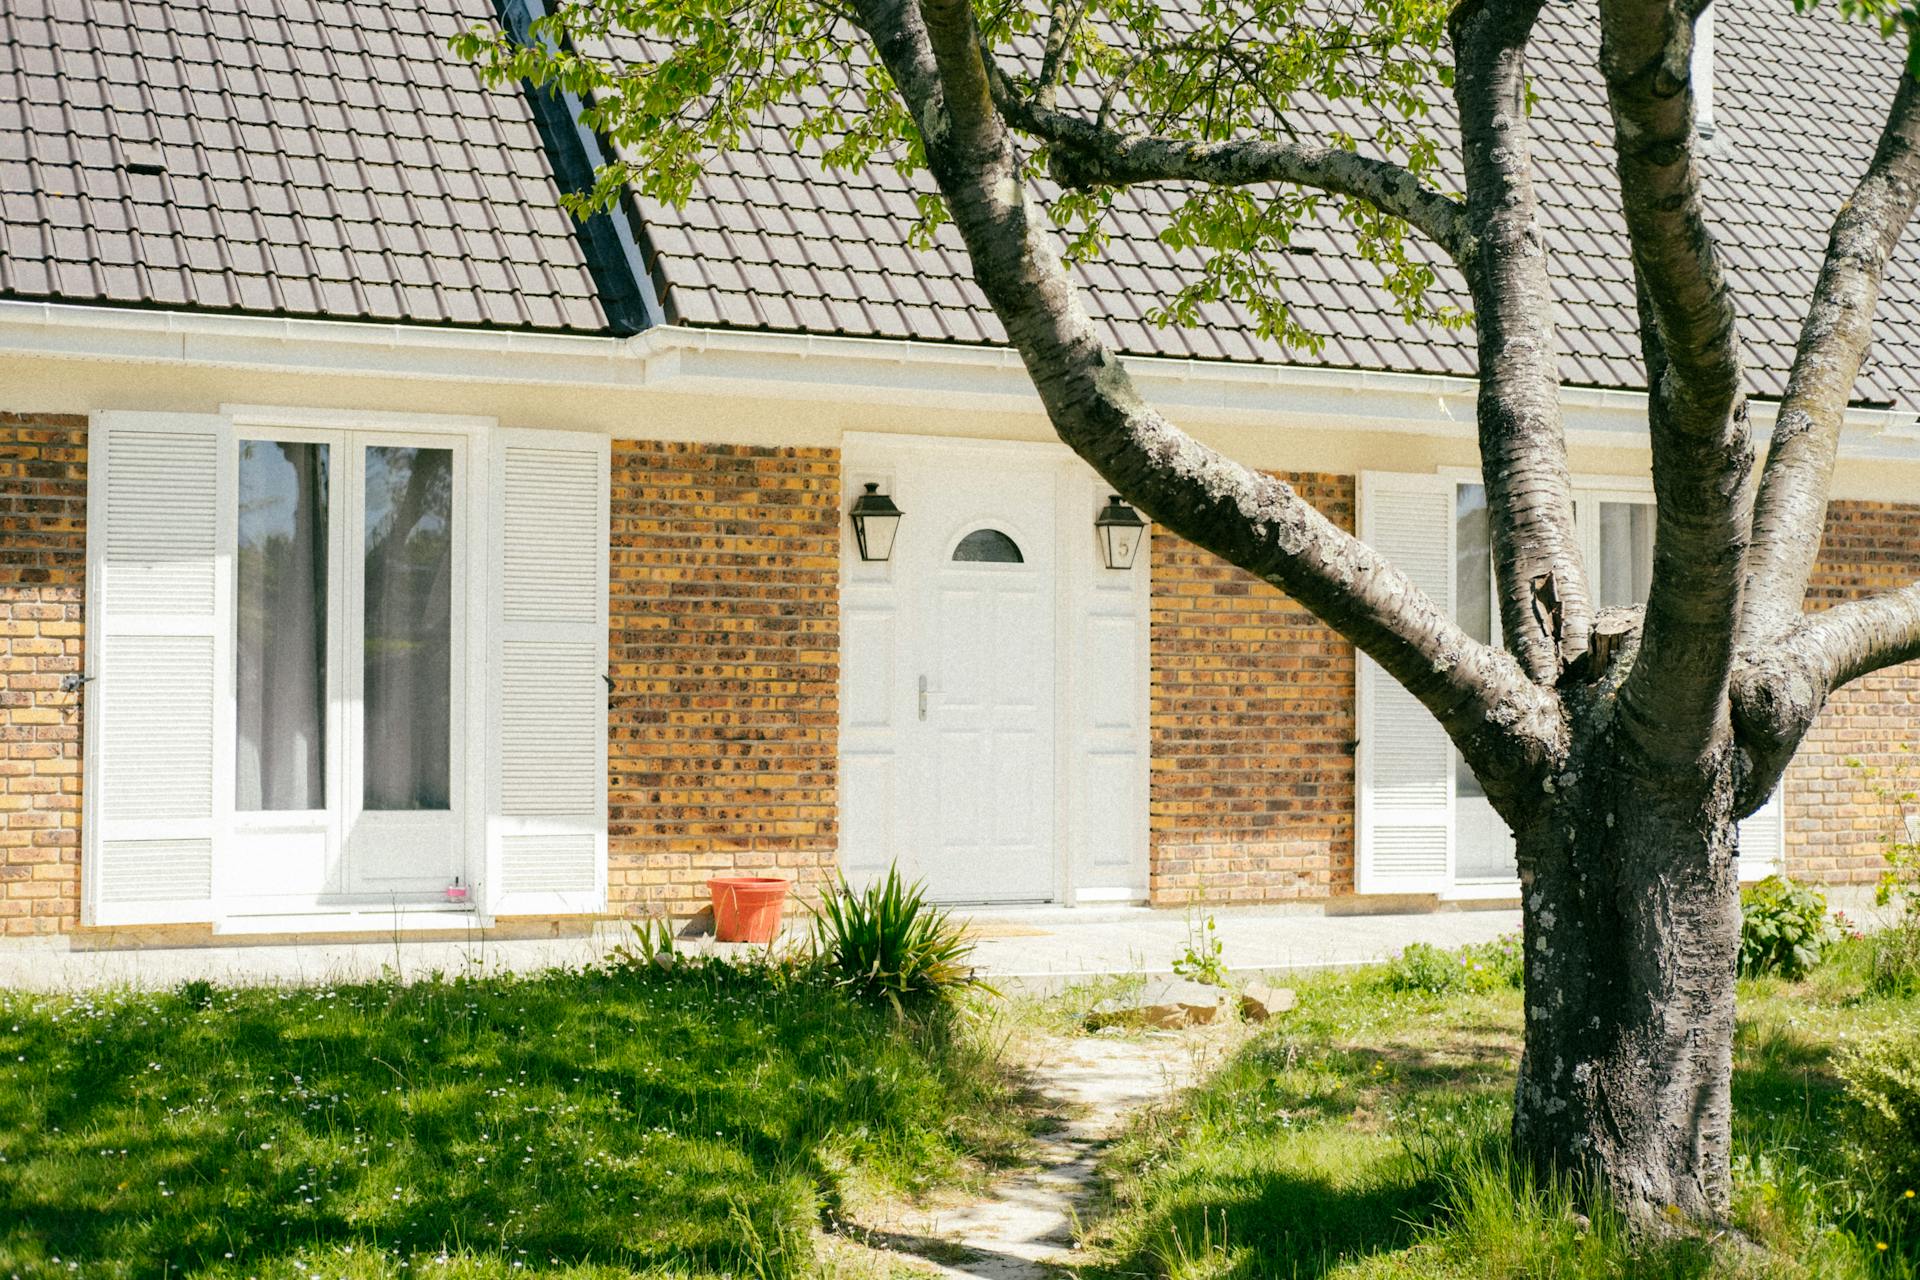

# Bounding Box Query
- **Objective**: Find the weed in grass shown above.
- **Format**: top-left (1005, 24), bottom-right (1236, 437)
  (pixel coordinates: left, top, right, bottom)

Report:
top-left (1174, 910), bottom-right (1229, 987)
top-left (1740, 877), bottom-right (1842, 980)
top-left (1377, 936), bottom-right (1523, 998)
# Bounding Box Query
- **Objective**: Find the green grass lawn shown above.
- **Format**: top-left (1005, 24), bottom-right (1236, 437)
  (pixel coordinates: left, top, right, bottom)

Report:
top-left (0, 958), bottom-right (1027, 1279)
top-left (1077, 938), bottom-right (1920, 1280)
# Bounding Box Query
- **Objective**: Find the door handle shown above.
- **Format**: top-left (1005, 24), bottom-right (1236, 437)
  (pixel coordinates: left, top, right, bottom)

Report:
top-left (918, 675), bottom-right (929, 721)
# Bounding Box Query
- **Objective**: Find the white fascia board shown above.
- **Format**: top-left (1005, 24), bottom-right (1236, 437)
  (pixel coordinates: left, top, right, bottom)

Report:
top-left (0, 299), bottom-right (650, 389)
top-left (5, 298), bottom-right (1918, 456)
top-left (632, 326), bottom-right (1920, 456)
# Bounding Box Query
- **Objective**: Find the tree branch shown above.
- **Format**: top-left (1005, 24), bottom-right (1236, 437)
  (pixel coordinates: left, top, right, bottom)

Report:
top-left (849, 0), bottom-right (1563, 802)
top-left (1033, 0), bottom-right (1088, 108)
top-left (1449, 0), bottom-right (1593, 684)
top-left (1742, 70), bottom-right (1920, 641)
top-left (991, 90), bottom-right (1474, 260)
top-left (1732, 580), bottom-right (1920, 814)
top-left (1599, 0), bottom-right (1742, 433)
top-left (1599, 0), bottom-right (1754, 766)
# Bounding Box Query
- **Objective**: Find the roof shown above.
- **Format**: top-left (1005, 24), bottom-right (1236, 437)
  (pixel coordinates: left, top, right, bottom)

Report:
top-left (631, 2), bottom-right (1917, 402)
top-left (0, 0), bottom-right (637, 334)
top-left (1, 0), bottom-right (1916, 404)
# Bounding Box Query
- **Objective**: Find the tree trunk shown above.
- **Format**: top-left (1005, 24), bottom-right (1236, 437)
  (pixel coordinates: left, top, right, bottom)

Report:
top-left (1511, 678), bottom-right (1743, 1226)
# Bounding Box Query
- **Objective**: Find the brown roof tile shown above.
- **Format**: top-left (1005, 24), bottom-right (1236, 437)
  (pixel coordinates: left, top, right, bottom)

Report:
top-left (0, 0), bottom-right (620, 333)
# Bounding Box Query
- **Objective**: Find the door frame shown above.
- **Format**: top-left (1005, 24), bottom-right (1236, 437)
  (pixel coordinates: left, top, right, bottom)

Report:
top-left (838, 432), bottom-right (1152, 906)
top-left (218, 406), bottom-right (491, 926)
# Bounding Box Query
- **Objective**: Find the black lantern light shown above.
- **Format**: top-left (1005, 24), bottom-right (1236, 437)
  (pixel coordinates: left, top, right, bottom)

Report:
top-left (1095, 494), bottom-right (1147, 570)
top-left (849, 482), bottom-right (904, 562)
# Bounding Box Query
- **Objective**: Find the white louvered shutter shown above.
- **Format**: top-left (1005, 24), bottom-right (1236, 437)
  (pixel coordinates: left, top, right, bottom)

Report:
top-left (1356, 471), bottom-right (1457, 894)
top-left (1739, 788), bottom-right (1787, 881)
top-left (84, 412), bottom-right (233, 925)
top-left (486, 429), bottom-right (610, 916)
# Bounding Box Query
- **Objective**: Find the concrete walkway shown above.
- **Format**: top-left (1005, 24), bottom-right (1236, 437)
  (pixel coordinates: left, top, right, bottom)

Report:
top-left (845, 1030), bottom-right (1226, 1278)
top-left (0, 904), bottom-right (1525, 993)
top-left (957, 904), bottom-right (1521, 990)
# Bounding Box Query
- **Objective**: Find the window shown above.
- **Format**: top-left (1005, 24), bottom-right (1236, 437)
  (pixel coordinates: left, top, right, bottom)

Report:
top-left (1598, 501), bottom-right (1655, 609)
top-left (229, 434), bottom-right (461, 897)
top-left (362, 445), bottom-right (454, 811)
top-left (1451, 481), bottom-right (1654, 882)
top-left (952, 528), bottom-right (1023, 563)
top-left (236, 440), bottom-right (329, 812)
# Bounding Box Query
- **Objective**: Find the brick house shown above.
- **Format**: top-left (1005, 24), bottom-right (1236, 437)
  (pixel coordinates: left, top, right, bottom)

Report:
top-left (1, 0), bottom-right (1916, 942)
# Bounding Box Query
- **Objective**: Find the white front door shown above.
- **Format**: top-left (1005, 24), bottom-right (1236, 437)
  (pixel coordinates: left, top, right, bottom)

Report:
top-left (840, 435), bottom-right (1150, 908)
top-left (909, 472), bottom-right (1059, 903)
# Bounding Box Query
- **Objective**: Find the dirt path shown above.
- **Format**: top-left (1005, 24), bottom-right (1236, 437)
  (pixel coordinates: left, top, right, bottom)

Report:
top-left (844, 1028), bottom-right (1232, 1278)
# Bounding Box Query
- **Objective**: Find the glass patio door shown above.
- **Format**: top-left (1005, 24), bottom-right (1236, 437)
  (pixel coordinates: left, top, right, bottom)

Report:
top-left (228, 431), bottom-right (467, 911)
top-left (1450, 485), bottom-right (1655, 886)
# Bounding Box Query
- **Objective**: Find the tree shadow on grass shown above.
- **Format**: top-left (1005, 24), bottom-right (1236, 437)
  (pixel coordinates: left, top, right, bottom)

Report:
top-left (1082, 1158), bottom-right (1450, 1280)
top-left (0, 965), bottom-right (1009, 1279)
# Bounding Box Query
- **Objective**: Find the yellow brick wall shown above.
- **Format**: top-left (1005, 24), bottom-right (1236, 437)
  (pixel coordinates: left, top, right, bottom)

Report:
top-left (606, 440), bottom-right (840, 919)
top-left (0, 414), bottom-right (86, 935)
top-left (1785, 498), bottom-right (1920, 885)
top-left (1147, 472), bottom-right (1357, 904)
top-left (15, 415), bottom-right (1914, 937)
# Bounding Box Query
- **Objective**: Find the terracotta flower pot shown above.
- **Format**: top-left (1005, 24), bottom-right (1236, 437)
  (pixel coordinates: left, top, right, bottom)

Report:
top-left (708, 876), bottom-right (790, 943)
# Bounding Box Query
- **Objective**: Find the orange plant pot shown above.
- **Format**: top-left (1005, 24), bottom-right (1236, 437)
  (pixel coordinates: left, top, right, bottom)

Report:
top-left (708, 876), bottom-right (791, 943)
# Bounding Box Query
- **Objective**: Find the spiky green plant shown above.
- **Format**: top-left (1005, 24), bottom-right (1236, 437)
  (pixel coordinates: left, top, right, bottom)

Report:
top-left (811, 867), bottom-right (982, 1003)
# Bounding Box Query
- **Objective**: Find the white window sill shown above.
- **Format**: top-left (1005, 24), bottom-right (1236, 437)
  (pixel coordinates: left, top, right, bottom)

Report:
top-left (1441, 879), bottom-right (1521, 903)
top-left (214, 908), bottom-right (491, 937)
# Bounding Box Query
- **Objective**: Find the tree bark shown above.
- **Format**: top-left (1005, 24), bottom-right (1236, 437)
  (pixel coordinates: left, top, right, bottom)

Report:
top-left (1451, 0), bottom-right (1593, 683)
top-left (994, 96), bottom-right (1475, 259)
top-left (1598, 0), bottom-right (1755, 766)
top-left (1513, 631), bottom-right (1741, 1225)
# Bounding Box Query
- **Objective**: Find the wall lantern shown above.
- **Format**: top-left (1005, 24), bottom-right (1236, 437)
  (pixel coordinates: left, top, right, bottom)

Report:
top-left (849, 482), bottom-right (904, 562)
top-left (1095, 494), bottom-right (1147, 570)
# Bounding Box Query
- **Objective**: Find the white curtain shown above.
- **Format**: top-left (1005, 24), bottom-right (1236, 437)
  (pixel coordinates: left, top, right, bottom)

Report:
top-left (236, 440), bottom-right (328, 812)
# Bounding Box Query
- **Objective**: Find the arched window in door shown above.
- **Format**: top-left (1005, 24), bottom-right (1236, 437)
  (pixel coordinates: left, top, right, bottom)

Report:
top-left (951, 528), bottom-right (1024, 563)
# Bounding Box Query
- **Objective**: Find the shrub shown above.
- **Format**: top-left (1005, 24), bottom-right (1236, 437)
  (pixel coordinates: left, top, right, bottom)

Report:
top-left (1380, 935), bottom-right (1523, 997)
top-left (1839, 1029), bottom-right (1920, 1197)
top-left (811, 867), bottom-right (980, 1003)
top-left (1739, 876), bottom-right (1841, 979)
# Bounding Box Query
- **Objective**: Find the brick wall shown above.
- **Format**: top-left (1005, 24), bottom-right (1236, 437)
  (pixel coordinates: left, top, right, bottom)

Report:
top-left (606, 441), bottom-right (840, 918)
top-left (1785, 498), bottom-right (1920, 886)
top-left (0, 414), bottom-right (86, 935)
top-left (1147, 473), bottom-right (1357, 904)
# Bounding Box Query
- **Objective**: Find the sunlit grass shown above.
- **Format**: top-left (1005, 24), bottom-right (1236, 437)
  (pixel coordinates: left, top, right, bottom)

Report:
top-left (1078, 937), bottom-right (1920, 1279)
top-left (0, 959), bottom-right (1027, 1279)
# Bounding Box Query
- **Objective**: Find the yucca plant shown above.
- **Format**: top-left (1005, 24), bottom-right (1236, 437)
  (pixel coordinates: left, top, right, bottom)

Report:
top-left (811, 866), bottom-right (982, 1003)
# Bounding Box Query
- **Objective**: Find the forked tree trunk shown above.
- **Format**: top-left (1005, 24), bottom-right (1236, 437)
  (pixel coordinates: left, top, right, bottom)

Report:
top-left (827, 0), bottom-right (1920, 1234)
top-left (1511, 678), bottom-right (1744, 1224)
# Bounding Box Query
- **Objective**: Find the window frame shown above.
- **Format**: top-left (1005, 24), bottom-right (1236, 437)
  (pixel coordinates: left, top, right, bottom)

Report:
top-left (218, 407), bottom-right (490, 922)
